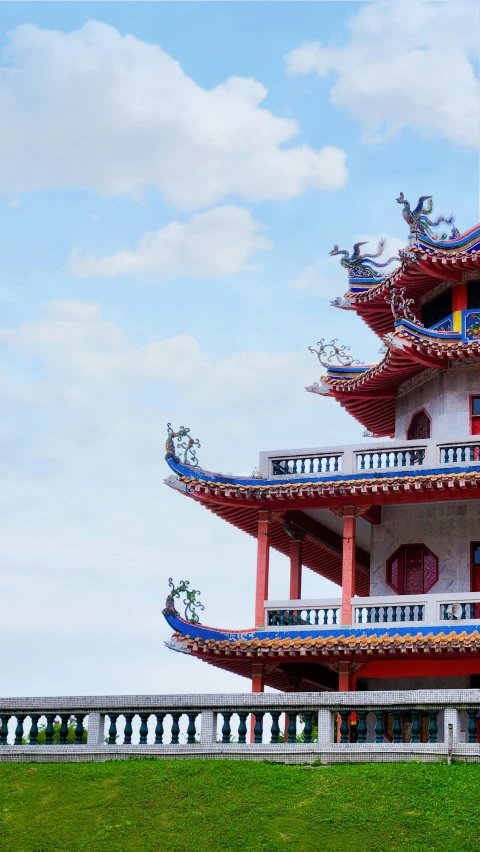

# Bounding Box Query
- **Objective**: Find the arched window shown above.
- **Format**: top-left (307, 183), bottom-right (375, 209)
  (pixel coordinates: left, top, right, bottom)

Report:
top-left (386, 544), bottom-right (438, 595)
top-left (407, 409), bottom-right (431, 440)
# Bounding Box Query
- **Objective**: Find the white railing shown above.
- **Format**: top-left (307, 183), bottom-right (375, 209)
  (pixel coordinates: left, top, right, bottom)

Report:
top-left (259, 435), bottom-right (480, 478)
top-left (0, 691), bottom-right (480, 761)
top-left (265, 592), bottom-right (480, 628)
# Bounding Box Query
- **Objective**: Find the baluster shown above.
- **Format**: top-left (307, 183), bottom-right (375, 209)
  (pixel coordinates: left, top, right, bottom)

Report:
top-left (171, 712), bottom-right (181, 745)
top-left (443, 448), bottom-right (449, 463)
top-left (393, 451), bottom-right (399, 467)
top-left (14, 715), bottom-right (25, 746)
top-left (29, 715), bottom-right (40, 746)
top-left (366, 607), bottom-right (372, 624)
top-left (59, 715), bottom-right (69, 745)
top-left (409, 451), bottom-right (415, 466)
top-left (385, 452), bottom-right (390, 469)
top-left (292, 460), bottom-right (297, 474)
top-left (238, 712), bottom-right (248, 744)
top-left (374, 711), bottom-right (384, 743)
top-left (254, 712), bottom-right (264, 744)
top-left (186, 713), bottom-right (197, 745)
top-left (288, 610), bottom-right (294, 626)
top-left (359, 454), bottom-right (366, 471)
top-left (300, 459), bottom-right (305, 474)
top-left (309, 458), bottom-right (314, 474)
top-left (287, 713), bottom-right (297, 744)
top-left (334, 456), bottom-right (340, 472)
top-left (221, 712), bottom-right (232, 744)
top-left (368, 453), bottom-right (374, 470)
top-left (467, 709), bottom-right (478, 743)
top-left (418, 605), bottom-right (424, 621)
top-left (304, 609), bottom-right (311, 626)
top-left (107, 714), bottom-right (118, 745)
top-left (374, 607), bottom-right (380, 624)
top-left (339, 711), bottom-right (350, 744)
top-left (471, 446), bottom-right (476, 462)
top-left (303, 711), bottom-right (314, 744)
top-left (357, 608), bottom-right (363, 625)
top-left (428, 710), bottom-right (438, 743)
top-left (323, 608), bottom-right (328, 626)
top-left (357, 711), bottom-right (367, 743)
top-left (0, 716), bottom-right (9, 745)
top-left (272, 461), bottom-right (280, 475)
top-left (279, 610), bottom-right (285, 626)
top-left (139, 713), bottom-right (149, 744)
top-left (408, 606), bottom-right (415, 622)
top-left (401, 451), bottom-right (407, 467)
top-left (442, 604), bottom-right (449, 620)
top-left (410, 710), bottom-right (420, 743)
top-left (391, 606), bottom-right (397, 622)
top-left (314, 609), bottom-right (319, 625)
top-left (400, 606), bottom-right (406, 622)
top-left (419, 450), bottom-right (425, 466)
top-left (74, 715), bottom-right (85, 745)
top-left (45, 714), bottom-right (55, 745)
top-left (461, 446), bottom-right (466, 463)
top-left (392, 711), bottom-right (402, 743)
top-left (333, 608), bottom-right (338, 625)
top-left (270, 711), bottom-right (280, 744)
top-left (461, 603), bottom-right (467, 620)
top-left (123, 713), bottom-right (134, 745)
top-left (452, 447), bottom-right (458, 463)
top-left (382, 606), bottom-right (389, 623)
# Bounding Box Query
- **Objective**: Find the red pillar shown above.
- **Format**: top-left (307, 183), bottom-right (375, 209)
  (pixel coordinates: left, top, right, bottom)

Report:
top-left (341, 508), bottom-right (356, 626)
top-left (255, 510), bottom-right (270, 627)
top-left (289, 538), bottom-right (303, 599)
top-left (338, 662), bottom-right (352, 692)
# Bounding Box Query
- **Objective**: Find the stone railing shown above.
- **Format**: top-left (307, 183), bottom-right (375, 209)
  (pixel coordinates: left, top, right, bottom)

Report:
top-left (265, 592), bottom-right (480, 628)
top-left (259, 436), bottom-right (480, 478)
top-left (0, 691), bottom-right (479, 763)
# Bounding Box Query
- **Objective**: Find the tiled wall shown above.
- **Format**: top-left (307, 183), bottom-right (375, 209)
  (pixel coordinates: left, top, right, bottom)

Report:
top-left (395, 366), bottom-right (480, 440)
top-left (370, 501), bottom-right (480, 595)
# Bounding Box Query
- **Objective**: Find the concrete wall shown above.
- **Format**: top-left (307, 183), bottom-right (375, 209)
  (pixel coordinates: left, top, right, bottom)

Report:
top-left (395, 366), bottom-right (480, 440)
top-left (370, 501), bottom-right (480, 595)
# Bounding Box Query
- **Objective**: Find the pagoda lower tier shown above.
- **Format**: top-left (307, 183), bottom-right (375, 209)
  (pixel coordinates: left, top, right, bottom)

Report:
top-left (164, 609), bottom-right (480, 693)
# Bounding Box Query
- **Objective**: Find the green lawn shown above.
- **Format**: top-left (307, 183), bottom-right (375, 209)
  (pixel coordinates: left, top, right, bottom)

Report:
top-left (0, 760), bottom-right (478, 851)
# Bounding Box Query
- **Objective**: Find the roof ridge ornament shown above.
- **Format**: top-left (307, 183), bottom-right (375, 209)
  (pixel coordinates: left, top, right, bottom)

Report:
top-left (329, 238), bottom-right (400, 279)
top-left (166, 423), bottom-right (201, 467)
top-left (308, 338), bottom-right (365, 368)
top-left (385, 286), bottom-right (424, 327)
top-left (164, 578), bottom-right (205, 624)
top-left (396, 192), bottom-right (460, 241)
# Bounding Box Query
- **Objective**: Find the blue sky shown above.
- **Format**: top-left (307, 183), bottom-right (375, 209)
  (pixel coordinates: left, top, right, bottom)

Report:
top-left (0, 0), bottom-right (478, 697)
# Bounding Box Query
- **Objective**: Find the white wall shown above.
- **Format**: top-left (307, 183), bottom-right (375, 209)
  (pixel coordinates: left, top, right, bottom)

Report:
top-left (395, 366), bottom-right (480, 440)
top-left (370, 501), bottom-right (480, 595)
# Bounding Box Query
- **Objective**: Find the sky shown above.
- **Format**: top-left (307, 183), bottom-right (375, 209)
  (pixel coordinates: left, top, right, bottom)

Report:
top-left (0, 0), bottom-right (479, 698)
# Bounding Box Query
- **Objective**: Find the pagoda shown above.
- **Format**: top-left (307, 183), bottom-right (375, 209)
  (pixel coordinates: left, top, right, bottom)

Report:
top-left (163, 193), bottom-right (480, 695)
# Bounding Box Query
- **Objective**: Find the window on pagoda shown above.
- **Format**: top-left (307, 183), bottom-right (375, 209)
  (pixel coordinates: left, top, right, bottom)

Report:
top-left (406, 409), bottom-right (431, 440)
top-left (471, 397), bottom-right (480, 435)
top-left (386, 545), bottom-right (438, 595)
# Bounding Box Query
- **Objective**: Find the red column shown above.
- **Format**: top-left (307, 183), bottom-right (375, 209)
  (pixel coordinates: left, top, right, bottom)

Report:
top-left (255, 510), bottom-right (270, 627)
top-left (338, 662), bottom-right (352, 692)
top-left (289, 538), bottom-right (303, 600)
top-left (341, 508), bottom-right (356, 626)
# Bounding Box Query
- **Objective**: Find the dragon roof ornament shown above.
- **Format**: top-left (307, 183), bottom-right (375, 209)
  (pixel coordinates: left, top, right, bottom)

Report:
top-left (309, 338), bottom-right (364, 369)
top-left (385, 286), bottom-right (424, 327)
top-left (329, 239), bottom-right (400, 280)
top-left (165, 423), bottom-right (201, 467)
top-left (396, 193), bottom-right (460, 241)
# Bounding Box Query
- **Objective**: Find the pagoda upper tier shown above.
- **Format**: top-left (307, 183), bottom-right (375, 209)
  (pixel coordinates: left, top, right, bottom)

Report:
top-left (308, 195), bottom-right (480, 437)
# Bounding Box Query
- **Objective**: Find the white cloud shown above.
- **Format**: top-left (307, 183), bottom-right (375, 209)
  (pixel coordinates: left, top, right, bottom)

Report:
top-left (0, 21), bottom-right (348, 209)
top-left (69, 205), bottom-right (271, 279)
top-left (285, 0), bottom-right (480, 148)
top-left (288, 233), bottom-right (404, 298)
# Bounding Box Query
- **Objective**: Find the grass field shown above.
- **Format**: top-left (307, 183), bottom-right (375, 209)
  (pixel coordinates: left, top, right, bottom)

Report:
top-left (0, 759), bottom-right (479, 851)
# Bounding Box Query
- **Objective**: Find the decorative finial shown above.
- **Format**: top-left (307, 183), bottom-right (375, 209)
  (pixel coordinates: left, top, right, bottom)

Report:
top-left (329, 239), bottom-right (400, 279)
top-left (309, 338), bottom-right (364, 369)
top-left (165, 423), bottom-right (201, 467)
top-left (164, 578), bottom-right (205, 624)
top-left (385, 287), bottom-right (423, 327)
top-left (396, 192), bottom-right (459, 240)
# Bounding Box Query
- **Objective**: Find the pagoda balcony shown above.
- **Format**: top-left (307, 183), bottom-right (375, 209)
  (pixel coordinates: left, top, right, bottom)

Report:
top-left (259, 435), bottom-right (480, 479)
top-left (264, 591), bottom-right (480, 629)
